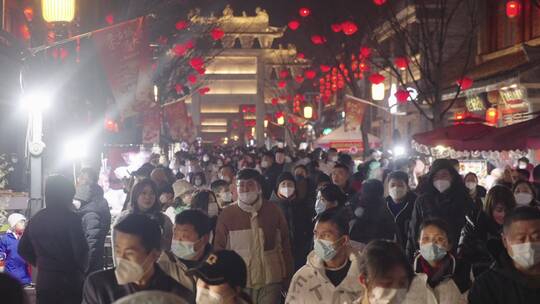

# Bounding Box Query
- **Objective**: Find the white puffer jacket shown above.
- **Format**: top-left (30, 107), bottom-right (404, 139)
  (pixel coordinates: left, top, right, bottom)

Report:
top-left (285, 249), bottom-right (364, 304)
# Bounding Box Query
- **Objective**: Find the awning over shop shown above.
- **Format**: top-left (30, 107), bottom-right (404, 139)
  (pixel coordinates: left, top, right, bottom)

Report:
top-left (412, 123), bottom-right (496, 151)
top-left (315, 126), bottom-right (381, 153)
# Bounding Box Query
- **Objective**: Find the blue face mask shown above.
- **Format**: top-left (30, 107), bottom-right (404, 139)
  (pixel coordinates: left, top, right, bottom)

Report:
top-left (315, 199), bottom-right (327, 215)
top-left (419, 243), bottom-right (447, 262)
top-left (171, 240), bottom-right (198, 260)
top-left (314, 238), bottom-right (339, 261)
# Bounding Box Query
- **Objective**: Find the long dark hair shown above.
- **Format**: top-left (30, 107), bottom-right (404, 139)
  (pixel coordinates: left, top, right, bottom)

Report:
top-left (130, 179), bottom-right (161, 214)
top-left (191, 189), bottom-right (217, 213)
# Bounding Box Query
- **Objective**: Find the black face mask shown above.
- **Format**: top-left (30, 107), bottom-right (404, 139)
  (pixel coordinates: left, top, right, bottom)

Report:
top-left (295, 175), bottom-right (305, 181)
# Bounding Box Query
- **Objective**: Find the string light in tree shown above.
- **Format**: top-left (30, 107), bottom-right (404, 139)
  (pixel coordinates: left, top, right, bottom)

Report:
top-left (288, 20), bottom-right (300, 30)
top-left (299, 7), bottom-right (311, 17)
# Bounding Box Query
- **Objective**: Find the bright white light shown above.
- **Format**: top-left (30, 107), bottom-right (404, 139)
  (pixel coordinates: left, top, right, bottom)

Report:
top-left (371, 83), bottom-right (385, 101)
top-left (393, 145), bottom-right (406, 157)
top-left (388, 84), bottom-right (397, 114)
top-left (64, 138), bottom-right (89, 160)
top-left (22, 91), bottom-right (52, 112)
top-left (304, 106), bottom-right (313, 119)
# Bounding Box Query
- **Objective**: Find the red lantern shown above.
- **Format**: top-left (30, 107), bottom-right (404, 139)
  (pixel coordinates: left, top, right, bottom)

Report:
top-left (190, 57), bottom-right (205, 69)
top-left (454, 112), bottom-right (465, 121)
top-left (278, 81), bottom-right (287, 88)
top-left (369, 73), bottom-right (385, 84)
top-left (175, 20), bottom-right (188, 30)
top-left (341, 21), bottom-right (358, 36)
top-left (320, 65), bottom-right (331, 73)
top-left (105, 119), bottom-right (119, 133)
top-left (288, 20), bottom-right (300, 30)
top-left (373, 0), bottom-right (387, 5)
top-left (331, 23), bottom-right (342, 33)
top-left (359, 62), bottom-right (370, 72)
top-left (184, 40), bottom-right (195, 49)
top-left (299, 7), bottom-right (311, 17)
top-left (311, 35), bottom-right (325, 45)
top-left (271, 98), bottom-right (279, 105)
top-left (485, 107), bottom-right (499, 123)
top-left (506, 1), bottom-right (521, 18)
top-left (297, 53), bottom-right (305, 59)
top-left (304, 70), bottom-right (316, 79)
top-left (394, 57), bottom-right (409, 70)
top-left (187, 75), bottom-right (197, 84)
top-left (295, 75), bottom-right (305, 83)
top-left (360, 46), bottom-right (371, 58)
top-left (196, 68), bottom-right (206, 75)
top-left (211, 28), bottom-right (225, 40)
top-left (456, 77), bottom-right (473, 90)
top-left (279, 70), bottom-right (290, 79)
top-left (395, 89), bottom-right (410, 104)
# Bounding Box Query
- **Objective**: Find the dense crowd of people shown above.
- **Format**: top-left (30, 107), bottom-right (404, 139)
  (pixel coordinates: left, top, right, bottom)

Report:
top-left (1, 144), bottom-right (540, 304)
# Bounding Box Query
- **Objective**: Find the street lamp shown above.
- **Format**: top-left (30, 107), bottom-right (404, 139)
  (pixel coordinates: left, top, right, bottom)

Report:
top-left (42, 0), bottom-right (76, 23)
top-left (303, 105), bottom-right (313, 119)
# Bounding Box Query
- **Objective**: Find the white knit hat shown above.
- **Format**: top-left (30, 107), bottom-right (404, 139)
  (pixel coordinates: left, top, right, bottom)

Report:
top-left (8, 213), bottom-right (26, 228)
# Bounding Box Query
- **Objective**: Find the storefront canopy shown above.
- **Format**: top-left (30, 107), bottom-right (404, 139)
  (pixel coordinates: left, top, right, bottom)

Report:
top-left (315, 126), bottom-right (381, 153)
top-left (413, 115), bottom-right (540, 152)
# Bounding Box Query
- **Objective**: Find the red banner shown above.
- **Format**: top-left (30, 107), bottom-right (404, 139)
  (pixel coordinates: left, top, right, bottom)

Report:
top-left (92, 17), bottom-right (154, 118)
top-left (164, 100), bottom-right (195, 142)
top-left (344, 96), bottom-right (367, 132)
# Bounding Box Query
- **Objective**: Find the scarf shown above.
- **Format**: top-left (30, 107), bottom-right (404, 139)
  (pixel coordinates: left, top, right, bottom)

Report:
top-left (416, 254), bottom-right (455, 288)
top-left (237, 195), bottom-right (265, 287)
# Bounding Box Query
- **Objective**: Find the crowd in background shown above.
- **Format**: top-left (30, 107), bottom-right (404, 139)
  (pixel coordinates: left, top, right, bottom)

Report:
top-left (1, 144), bottom-right (540, 304)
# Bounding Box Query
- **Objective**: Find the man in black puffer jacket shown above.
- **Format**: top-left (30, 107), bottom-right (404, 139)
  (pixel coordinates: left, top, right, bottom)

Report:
top-left (75, 168), bottom-right (112, 274)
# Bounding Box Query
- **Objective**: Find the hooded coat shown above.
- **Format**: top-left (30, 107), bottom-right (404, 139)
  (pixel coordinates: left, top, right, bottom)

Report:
top-left (285, 249), bottom-right (364, 304)
top-left (75, 184), bottom-right (112, 274)
top-left (270, 172), bottom-right (314, 270)
top-left (406, 161), bottom-right (474, 259)
top-left (0, 230), bottom-right (31, 285)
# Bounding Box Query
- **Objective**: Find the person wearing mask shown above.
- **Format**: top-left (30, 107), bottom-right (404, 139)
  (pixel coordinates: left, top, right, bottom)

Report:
top-left (158, 210), bottom-right (212, 292)
top-left (115, 179), bottom-right (174, 257)
top-left (274, 148), bottom-right (288, 172)
top-left (18, 175), bottom-right (89, 304)
top-left (385, 171), bottom-right (417, 250)
top-left (459, 185), bottom-right (517, 278)
top-left (315, 173), bottom-right (332, 190)
top-left (533, 165), bottom-right (540, 201)
top-left (315, 183), bottom-right (347, 217)
top-left (412, 219), bottom-right (468, 303)
top-left (167, 180), bottom-right (196, 223)
top-left (219, 165), bottom-right (237, 201)
top-left (211, 179), bottom-right (234, 209)
top-left (74, 168), bottom-right (112, 274)
top-left (270, 172), bottom-right (314, 270)
top-left (190, 250), bottom-right (252, 304)
top-left (513, 180), bottom-right (540, 207)
top-left (151, 167), bottom-right (172, 195)
top-left (0, 213), bottom-right (31, 286)
top-left (261, 151), bottom-right (281, 200)
top-left (293, 164), bottom-right (316, 205)
top-left (517, 157), bottom-right (533, 172)
top-left (355, 240), bottom-right (415, 304)
top-left (82, 214), bottom-right (193, 303)
top-left (349, 179), bottom-right (396, 245)
top-left (468, 207), bottom-right (540, 303)
top-left (406, 159), bottom-right (474, 259)
top-left (286, 209), bottom-right (364, 304)
top-left (464, 172), bottom-right (487, 211)
top-left (214, 169), bottom-right (293, 304)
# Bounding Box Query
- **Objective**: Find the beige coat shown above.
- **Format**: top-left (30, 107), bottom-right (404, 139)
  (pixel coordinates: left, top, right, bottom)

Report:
top-left (157, 251), bottom-right (196, 292)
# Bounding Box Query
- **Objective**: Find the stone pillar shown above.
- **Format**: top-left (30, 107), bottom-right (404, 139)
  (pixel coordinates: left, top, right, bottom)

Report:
top-left (192, 94), bottom-right (202, 137)
top-left (256, 55), bottom-right (265, 147)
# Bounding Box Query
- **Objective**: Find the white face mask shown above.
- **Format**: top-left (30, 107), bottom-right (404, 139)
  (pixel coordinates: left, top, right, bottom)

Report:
top-left (73, 200), bottom-right (81, 210)
top-left (208, 202), bottom-right (219, 217)
top-left (514, 193), bottom-right (533, 206)
top-left (389, 187), bottom-right (407, 201)
top-left (330, 155), bottom-right (338, 162)
top-left (203, 155), bottom-right (210, 162)
top-left (433, 179), bottom-right (451, 193)
top-left (196, 287), bottom-right (224, 304)
top-left (465, 181), bottom-right (477, 191)
top-left (238, 192), bottom-right (258, 205)
top-left (369, 287), bottom-right (408, 304)
top-left (115, 257), bottom-right (145, 285)
top-left (261, 160), bottom-right (270, 168)
top-left (279, 187), bottom-right (295, 198)
top-left (510, 242), bottom-right (540, 269)
top-left (171, 240), bottom-right (198, 260)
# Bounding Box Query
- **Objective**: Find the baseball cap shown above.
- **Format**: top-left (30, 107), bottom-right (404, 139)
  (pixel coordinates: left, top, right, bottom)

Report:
top-left (188, 250), bottom-right (247, 289)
